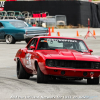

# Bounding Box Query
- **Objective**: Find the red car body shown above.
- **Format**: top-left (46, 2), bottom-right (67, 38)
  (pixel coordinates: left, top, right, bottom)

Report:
top-left (14, 36), bottom-right (100, 84)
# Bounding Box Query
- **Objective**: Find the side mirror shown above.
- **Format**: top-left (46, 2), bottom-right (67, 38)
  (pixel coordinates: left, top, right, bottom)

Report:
top-left (30, 46), bottom-right (35, 50)
top-left (89, 49), bottom-right (93, 53)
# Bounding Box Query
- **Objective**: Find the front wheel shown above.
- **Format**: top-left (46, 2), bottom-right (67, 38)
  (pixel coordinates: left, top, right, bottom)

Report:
top-left (37, 66), bottom-right (48, 83)
top-left (17, 60), bottom-right (30, 79)
top-left (5, 35), bottom-right (15, 44)
top-left (87, 77), bottom-right (99, 84)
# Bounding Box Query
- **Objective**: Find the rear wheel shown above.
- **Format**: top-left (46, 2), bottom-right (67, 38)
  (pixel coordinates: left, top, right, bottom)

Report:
top-left (5, 35), bottom-right (15, 44)
top-left (87, 77), bottom-right (99, 84)
top-left (37, 66), bottom-right (48, 83)
top-left (17, 60), bottom-right (30, 79)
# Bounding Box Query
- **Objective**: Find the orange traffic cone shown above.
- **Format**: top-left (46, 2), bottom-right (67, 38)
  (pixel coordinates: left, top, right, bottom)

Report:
top-left (57, 32), bottom-right (60, 36)
top-left (76, 30), bottom-right (79, 37)
top-left (48, 27), bottom-right (51, 36)
top-left (52, 27), bottom-right (54, 33)
top-left (93, 30), bottom-right (96, 36)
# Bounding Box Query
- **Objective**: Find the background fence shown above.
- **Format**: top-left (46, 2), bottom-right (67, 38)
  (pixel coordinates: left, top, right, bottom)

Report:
top-left (4, 1), bottom-right (100, 27)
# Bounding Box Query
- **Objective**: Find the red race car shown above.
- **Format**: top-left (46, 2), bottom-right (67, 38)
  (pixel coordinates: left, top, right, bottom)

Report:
top-left (14, 36), bottom-right (100, 84)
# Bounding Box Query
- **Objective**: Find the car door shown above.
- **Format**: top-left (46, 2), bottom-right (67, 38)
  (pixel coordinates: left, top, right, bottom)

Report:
top-left (24, 38), bottom-right (38, 74)
top-left (0, 22), bottom-right (5, 39)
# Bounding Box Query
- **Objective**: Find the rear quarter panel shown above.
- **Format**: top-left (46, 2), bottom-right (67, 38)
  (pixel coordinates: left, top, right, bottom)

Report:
top-left (1, 21), bottom-right (25, 40)
top-left (3, 28), bottom-right (25, 40)
top-left (15, 48), bottom-right (33, 74)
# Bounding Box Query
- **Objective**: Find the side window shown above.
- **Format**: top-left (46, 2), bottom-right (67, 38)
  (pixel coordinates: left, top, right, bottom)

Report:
top-left (78, 41), bottom-right (88, 52)
top-left (0, 22), bottom-right (4, 28)
top-left (28, 38), bottom-right (38, 50)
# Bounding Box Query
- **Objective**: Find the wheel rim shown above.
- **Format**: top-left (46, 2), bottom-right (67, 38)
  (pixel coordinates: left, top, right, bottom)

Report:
top-left (6, 35), bottom-right (12, 43)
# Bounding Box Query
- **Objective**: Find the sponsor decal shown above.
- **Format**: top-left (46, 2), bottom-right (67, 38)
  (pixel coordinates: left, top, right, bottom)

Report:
top-left (0, 1), bottom-right (16, 11)
top-left (0, 7), bottom-right (4, 11)
top-left (0, 1), bottom-right (5, 11)
top-left (25, 53), bottom-right (32, 66)
top-left (47, 39), bottom-right (77, 42)
top-left (0, 1), bottom-right (5, 8)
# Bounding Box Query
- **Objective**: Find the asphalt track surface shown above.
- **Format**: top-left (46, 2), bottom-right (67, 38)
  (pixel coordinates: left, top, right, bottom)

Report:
top-left (0, 31), bottom-right (100, 100)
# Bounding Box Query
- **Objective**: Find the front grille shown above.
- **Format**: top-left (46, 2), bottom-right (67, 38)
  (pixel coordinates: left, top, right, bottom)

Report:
top-left (46, 60), bottom-right (100, 69)
top-left (27, 30), bottom-right (47, 34)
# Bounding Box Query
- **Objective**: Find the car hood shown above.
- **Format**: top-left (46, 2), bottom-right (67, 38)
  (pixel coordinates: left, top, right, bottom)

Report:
top-left (39, 49), bottom-right (100, 62)
top-left (20, 27), bottom-right (47, 31)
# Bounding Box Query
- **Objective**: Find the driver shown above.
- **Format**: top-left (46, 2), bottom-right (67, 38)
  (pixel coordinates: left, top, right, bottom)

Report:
top-left (64, 43), bottom-right (73, 49)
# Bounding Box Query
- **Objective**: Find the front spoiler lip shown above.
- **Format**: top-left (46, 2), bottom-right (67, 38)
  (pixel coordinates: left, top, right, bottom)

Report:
top-left (42, 66), bottom-right (100, 77)
top-left (24, 33), bottom-right (48, 39)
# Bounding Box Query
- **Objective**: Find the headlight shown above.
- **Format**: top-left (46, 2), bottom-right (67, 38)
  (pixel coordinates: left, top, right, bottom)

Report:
top-left (46, 59), bottom-right (55, 67)
top-left (93, 62), bottom-right (100, 69)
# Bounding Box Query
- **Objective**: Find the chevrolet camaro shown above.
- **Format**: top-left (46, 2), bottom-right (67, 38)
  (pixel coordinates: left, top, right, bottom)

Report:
top-left (14, 36), bottom-right (100, 84)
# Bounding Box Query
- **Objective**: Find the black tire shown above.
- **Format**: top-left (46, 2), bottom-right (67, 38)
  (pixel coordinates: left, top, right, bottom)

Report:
top-left (37, 66), bottom-right (48, 83)
top-left (87, 77), bottom-right (99, 84)
top-left (74, 78), bottom-right (83, 80)
top-left (5, 35), bottom-right (15, 44)
top-left (25, 39), bottom-right (30, 44)
top-left (17, 60), bottom-right (30, 79)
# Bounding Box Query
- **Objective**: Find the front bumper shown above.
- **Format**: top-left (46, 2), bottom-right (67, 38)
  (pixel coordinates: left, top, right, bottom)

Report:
top-left (42, 66), bottom-right (100, 78)
top-left (24, 33), bottom-right (49, 39)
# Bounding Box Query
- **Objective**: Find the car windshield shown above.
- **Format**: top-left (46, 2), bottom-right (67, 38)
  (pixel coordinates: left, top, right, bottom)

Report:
top-left (10, 21), bottom-right (28, 28)
top-left (37, 38), bottom-right (89, 52)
